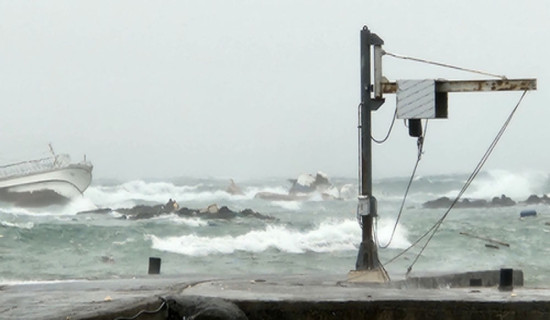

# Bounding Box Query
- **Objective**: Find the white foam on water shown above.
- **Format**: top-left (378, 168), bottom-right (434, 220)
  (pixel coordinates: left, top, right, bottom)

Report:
top-left (0, 220), bottom-right (34, 229)
top-left (376, 217), bottom-right (411, 250)
top-left (86, 180), bottom-right (200, 206)
top-left (148, 213), bottom-right (208, 227)
top-left (149, 218), bottom-right (411, 256)
top-left (270, 201), bottom-right (302, 211)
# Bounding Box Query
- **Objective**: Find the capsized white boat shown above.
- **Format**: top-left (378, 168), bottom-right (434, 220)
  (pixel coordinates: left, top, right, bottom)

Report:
top-left (0, 153), bottom-right (93, 207)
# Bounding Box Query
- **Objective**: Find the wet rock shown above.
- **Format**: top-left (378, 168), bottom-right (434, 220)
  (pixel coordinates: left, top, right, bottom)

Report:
top-left (523, 194), bottom-right (550, 205)
top-left (423, 197), bottom-right (488, 209)
top-left (240, 208), bottom-right (273, 219)
top-left (422, 193), bottom-right (550, 209)
top-left (423, 197), bottom-right (453, 209)
top-left (77, 202), bottom-right (276, 221)
top-left (200, 204), bottom-right (219, 214)
top-left (117, 204), bottom-right (165, 219)
top-left (491, 194), bottom-right (515, 207)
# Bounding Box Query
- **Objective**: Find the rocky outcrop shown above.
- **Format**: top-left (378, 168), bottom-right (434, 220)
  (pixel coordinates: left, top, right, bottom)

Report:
top-left (423, 197), bottom-right (490, 209)
top-left (422, 194), bottom-right (550, 209)
top-left (78, 201), bottom-right (276, 221)
top-left (523, 194), bottom-right (550, 205)
top-left (491, 194), bottom-right (516, 207)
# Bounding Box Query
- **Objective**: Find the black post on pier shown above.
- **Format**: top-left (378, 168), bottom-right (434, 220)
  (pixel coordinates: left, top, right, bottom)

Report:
top-left (354, 26), bottom-right (387, 279)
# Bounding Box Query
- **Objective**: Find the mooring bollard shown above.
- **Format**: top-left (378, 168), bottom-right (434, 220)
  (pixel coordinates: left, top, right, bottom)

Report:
top-left (148, 257), bottom-right (161, 275)
top-left (499, 268), bottom-right (513, 291)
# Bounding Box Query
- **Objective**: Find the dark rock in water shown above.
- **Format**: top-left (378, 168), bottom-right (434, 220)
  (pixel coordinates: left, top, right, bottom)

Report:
top-left (77, 201), bottom-right (276, 221)
top-left (491, 194), bottom-right (515, 207)
top-left (423, 194), bottom-right (516, 209)
top-left (165, 295), bottom-right (248, 320)
top-left (240, 208), bottom-right (273, 219)
top-left (423, 197), bottom-right (453, 209)
top-left (175, 205), bottom-right (275, 221)
top-left (523, 194), bottom-right (550, 205)
top-left (423, 197), bottom-right (488, 209)
top-left (117, 204), bottom-right (166, 219)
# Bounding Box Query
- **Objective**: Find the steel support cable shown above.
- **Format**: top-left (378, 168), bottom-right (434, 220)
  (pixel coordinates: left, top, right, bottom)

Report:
top-left (384, 90), bottom-right (528, 271)
top-left (383, 50), bottom-right (508, 80)
top-left (372, 108), bottom-right (398, 144)
top-left (377, 120), bottom-right (428, 249)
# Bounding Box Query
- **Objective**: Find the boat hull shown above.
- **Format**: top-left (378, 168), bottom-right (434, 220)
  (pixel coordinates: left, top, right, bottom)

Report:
top-left (0, 164), bottom-right (92, 207)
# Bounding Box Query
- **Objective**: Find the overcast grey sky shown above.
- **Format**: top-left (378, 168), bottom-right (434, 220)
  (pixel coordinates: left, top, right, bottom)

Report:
top-left (1, 1), bottom-right (548, 180)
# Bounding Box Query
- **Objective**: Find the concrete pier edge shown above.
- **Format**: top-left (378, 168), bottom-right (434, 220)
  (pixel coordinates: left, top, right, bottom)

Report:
top-left (2, 270), bottom-right (550, 319)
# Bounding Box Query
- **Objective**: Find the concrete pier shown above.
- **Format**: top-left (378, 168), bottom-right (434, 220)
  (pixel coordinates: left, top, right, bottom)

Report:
top-left (1, 271), bottom-right (549, 319)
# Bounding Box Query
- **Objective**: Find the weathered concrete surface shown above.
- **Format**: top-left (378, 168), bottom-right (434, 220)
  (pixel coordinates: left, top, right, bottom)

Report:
top-left (1, 272), bottom-right (549, 319)
top-left (0, 275), bottom-right (205, 320)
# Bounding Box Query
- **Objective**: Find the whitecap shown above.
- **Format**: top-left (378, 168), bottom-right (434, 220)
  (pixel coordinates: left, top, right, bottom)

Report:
top-left (147, 218), bottom-right (407, 256)
top-left (271, 201), bottom-right (302, 211)
top-left (0, 220), bottom-right (34, 229)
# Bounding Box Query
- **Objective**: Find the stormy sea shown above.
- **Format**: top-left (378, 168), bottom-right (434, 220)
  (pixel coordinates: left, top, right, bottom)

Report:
top-left (1, 170), bottom-right (549, 287)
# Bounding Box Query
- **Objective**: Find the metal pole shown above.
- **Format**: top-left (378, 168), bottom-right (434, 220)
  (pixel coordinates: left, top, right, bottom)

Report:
top-left (355, 26), bottom-right (383, 271)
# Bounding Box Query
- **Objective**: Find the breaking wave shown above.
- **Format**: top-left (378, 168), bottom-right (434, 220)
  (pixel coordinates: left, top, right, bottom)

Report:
top-left (149, 218), bottom-right (409, 256)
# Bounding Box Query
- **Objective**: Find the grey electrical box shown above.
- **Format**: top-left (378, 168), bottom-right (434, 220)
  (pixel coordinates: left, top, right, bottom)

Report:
top-left (396, 79), bottom-right (447, 119)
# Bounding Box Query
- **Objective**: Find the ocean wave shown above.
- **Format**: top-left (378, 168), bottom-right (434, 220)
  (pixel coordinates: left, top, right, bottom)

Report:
top-left (270, 201), bottom-right (302, 211)
top-left (85, 180), bottom-right (200, 206)
top-left (85, 180), bottom-right (293, 208)
top-left (146, 213), bottom-right (208, 227)
top-left (375, 217), bottom-right (411, 249)
top-left (148, 218), bottom-right (409, 256)
top-left (0, 220), bottom-right (34, 229)
top-left (446, 170), bottom-right (548, 201)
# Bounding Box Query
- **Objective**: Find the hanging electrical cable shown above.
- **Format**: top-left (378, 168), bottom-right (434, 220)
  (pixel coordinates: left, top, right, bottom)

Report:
top-left (383, 90), bottom-right (529, 274)
top-left (371, 108), bottom-right (398, 144)
top-left (377, 119), bottom-right (428, 249)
